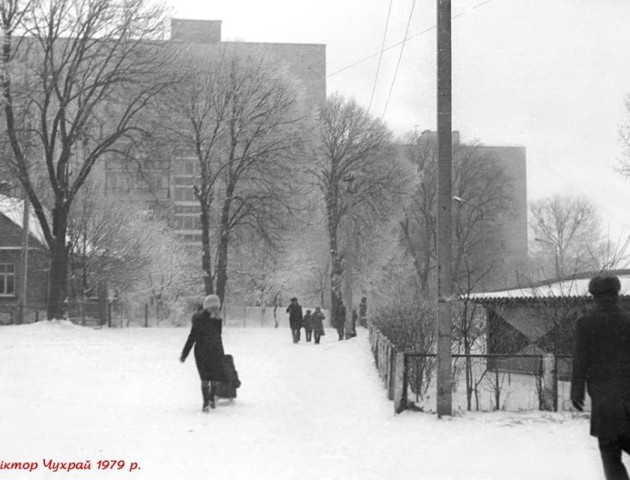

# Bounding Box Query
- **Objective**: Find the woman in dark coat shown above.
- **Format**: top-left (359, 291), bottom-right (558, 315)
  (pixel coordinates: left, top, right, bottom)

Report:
top-left (180, 294), bottom-right (226, 412)
top-left (311, 307), bottom-right (326, 344)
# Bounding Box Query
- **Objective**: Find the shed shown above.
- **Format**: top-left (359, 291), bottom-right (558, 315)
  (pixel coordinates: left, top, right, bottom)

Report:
top-left (467, 270), bottom-right (630, 378)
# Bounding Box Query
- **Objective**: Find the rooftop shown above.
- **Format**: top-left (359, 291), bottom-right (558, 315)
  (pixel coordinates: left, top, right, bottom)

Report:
top-left (0, 194), bottom-right (47, 246)
top-left (468, 270), bottom-right (630, 302)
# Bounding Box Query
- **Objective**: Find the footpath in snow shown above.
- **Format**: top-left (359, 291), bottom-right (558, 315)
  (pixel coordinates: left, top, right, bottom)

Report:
top-left (0, 321), bottom-right (612, 480)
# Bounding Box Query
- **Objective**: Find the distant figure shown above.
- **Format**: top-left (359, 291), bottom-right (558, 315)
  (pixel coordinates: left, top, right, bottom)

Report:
top-left (311, 307), bottom-right (326, 344)
top-left (286, 297), bottom-right (303, 343)
top-left (359, 296), bottom-right (368, 327)
top-left (303, 309), bottom-right (313, 342)
top-left (336, 301), bottom-right (347, 341)
top-left (347, 309), bottom-right (358, 338)
top-left (571, 274), bottom-right (630, 480)
top-left (180, 294), bottom-right (226, 412)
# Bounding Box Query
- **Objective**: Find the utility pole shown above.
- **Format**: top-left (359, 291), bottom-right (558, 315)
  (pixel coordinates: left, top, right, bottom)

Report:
top-left (436, 0), bottom-right (453, 417)
top-left (18, 189), bottom-right (30, 324)
top-left (343, 175), bottom-right (355, 338)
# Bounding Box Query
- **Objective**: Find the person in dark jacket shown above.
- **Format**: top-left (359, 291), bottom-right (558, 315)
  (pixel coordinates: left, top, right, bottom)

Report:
top-left (311, 306), bottom-right (326, 344)
top-left (336, 301), bottom-right (347, 341)
top-left (303, 309), bottom-right (313, 342)
top-left (347, 309), bottom-right (358, 338)
top-left (286, 297), bottom-right (303, 343)
top-left (571, 274), bottom-right (630, 480)
top-left (180, 294), bottom-right (226, 412)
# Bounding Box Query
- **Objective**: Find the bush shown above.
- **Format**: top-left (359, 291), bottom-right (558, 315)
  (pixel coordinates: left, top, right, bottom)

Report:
top-left (371, 297), bottom-right (437, 401)
top-left (371, 297), bottom-right (436, 352)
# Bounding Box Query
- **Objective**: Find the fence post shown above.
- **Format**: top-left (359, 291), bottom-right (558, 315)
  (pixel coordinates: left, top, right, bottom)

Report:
top-left (542, 353), bottom-right (556, 411)
top-left (145, 303), bottom-right (149, 328)
top-left (394, 351), bottom-right (407, 413)
top-left (387, 343), bottom-right (395, 401)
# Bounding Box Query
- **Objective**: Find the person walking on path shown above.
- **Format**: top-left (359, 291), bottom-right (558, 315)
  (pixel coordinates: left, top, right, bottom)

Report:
top-left (311, 306), bottom-right (326, 344)
top-left (347, 309), bottom-right (358, 338)
top-left (180, 294), bottom-right (226, 412)
top-left (286, 297), bottom-right (303, 343)
top-left (303, 309), bottom-right (313, 342)
top-left (336, 301), bottom-right (347, 341)
top-left (571, 274), bottom-right (630, 480)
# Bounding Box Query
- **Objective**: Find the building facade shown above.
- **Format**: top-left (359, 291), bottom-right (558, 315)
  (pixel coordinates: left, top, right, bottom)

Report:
top-left (101, 19), bottom-right (327, 245)
top-left (407, 131), bottom-right (528, 291)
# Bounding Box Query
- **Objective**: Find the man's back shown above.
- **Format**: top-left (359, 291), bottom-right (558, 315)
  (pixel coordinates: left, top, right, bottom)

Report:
top-left (573, 303), bottom-right (630, 438)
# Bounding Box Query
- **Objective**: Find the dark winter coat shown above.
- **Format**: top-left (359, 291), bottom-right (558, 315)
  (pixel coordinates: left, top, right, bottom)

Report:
top-left (181, 311), bottom-right (226, 382)
top-left (302, 312), bottom-right (313, 330)
top-left (571, 303), bottom-right (630, 438)
top-left (335, 304), bottom-right (347, 329)
top-left (286, 302), bottom-right (303, 330)
top-left (311, 311), bottom-right (326, 335)
top-left (215, 354), bottom-right (241, 399)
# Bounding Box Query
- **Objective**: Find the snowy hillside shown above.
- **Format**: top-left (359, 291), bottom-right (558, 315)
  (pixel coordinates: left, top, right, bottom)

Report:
top-left (0, 321), bottom-right (611, 480)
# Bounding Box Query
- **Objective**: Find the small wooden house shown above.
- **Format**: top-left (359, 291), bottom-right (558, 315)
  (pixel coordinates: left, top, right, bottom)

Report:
top-left (0, 194), bottom-right (49, 324)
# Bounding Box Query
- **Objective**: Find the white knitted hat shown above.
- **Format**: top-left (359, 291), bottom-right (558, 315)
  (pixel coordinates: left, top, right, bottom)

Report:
top-left (203, 294), bottom-right (221, 311)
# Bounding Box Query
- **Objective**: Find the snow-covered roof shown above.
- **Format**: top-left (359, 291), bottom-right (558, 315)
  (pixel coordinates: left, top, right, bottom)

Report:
top-left (469, 271), bottom-right (630, 302)
top-left (0, 194), bottom-right (47, 246)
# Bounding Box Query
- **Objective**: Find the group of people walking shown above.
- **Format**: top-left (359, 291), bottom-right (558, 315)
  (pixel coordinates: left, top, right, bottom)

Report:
top-left (286, 296), bottom-right (358, 343)
top-left (286, 297), bottom-right (326, 344)
top-left (179, 293), bottom-right (357, 413)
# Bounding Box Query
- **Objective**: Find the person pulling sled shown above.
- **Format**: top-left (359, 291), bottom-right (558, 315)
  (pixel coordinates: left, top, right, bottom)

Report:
top-left (180, 294), bottom-right (226, 412)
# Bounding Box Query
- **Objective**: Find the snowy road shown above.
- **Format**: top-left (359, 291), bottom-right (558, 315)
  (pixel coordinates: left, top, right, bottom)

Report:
top-left (0, 321), bottom-right (613, 479)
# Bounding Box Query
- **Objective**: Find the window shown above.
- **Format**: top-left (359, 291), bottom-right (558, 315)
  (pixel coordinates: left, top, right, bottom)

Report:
top-left (174, 187), bottom-right (195, 202)
top-left (0, 264), bottom-right (15, 296)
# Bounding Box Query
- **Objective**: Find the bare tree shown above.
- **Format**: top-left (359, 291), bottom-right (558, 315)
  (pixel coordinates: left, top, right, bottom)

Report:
top-left (399, 132), bottom-right (512, 295)
top-left (529, 194), bottom-right (603, 278)
top-left (618, 95), bottom-right (630, 177)
top-left (67, 182), bottom-right (196, 310)
top-left (158, 46), bottom-right (309, 303)
top-left (312, 94), bottom-right (407, 327)
top-left (0, 0), bottom-right (175, 319)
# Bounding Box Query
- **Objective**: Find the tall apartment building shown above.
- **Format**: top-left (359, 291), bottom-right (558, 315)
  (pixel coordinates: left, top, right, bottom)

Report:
top-left (100, 19), bottom-right (327, 244)
top-left (411, 131), bottom-right (528, 291)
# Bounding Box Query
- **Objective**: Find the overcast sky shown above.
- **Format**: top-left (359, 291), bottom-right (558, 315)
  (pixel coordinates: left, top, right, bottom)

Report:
top-left (167, 0), bottom-right (630, 242)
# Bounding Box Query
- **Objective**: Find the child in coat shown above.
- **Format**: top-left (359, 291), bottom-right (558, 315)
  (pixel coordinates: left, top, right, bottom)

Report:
top-left (311, 307), bottom-right (326, 344)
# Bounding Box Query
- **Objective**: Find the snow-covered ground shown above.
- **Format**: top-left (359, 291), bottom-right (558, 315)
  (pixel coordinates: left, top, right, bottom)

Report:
top-left (0, 321), bottom-right (615, 480)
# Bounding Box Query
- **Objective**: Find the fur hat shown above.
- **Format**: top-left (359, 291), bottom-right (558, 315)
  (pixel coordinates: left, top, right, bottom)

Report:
top-left (290, 297), bottom-right (298, 302)
top-left (588, 275), bottom-right (621, 296)
top-left (203, 294), bottom-right (221, 311)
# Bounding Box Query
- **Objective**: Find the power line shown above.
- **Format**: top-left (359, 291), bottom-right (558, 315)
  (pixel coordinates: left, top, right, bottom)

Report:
top-left (328, 0), bottom-right (493, 78)
top-left (382, 0), bottom-right (417, 119)
top-left (367, 0), bottom-right (394, 114)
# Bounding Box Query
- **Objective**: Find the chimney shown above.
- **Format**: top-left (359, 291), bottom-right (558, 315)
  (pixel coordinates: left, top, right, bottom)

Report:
top-left (170, 19), bottom-right (222, 44)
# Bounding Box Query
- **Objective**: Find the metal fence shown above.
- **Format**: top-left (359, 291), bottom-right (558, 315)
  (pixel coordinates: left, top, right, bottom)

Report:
top-left (402, 353), bottom-right (574, 413)
top-left (368, 322), bottom-right (576, 413)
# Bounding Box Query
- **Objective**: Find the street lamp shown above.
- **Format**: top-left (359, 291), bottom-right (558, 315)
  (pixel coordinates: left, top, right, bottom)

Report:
top-left (453, 195), bottom-right (487, 289)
